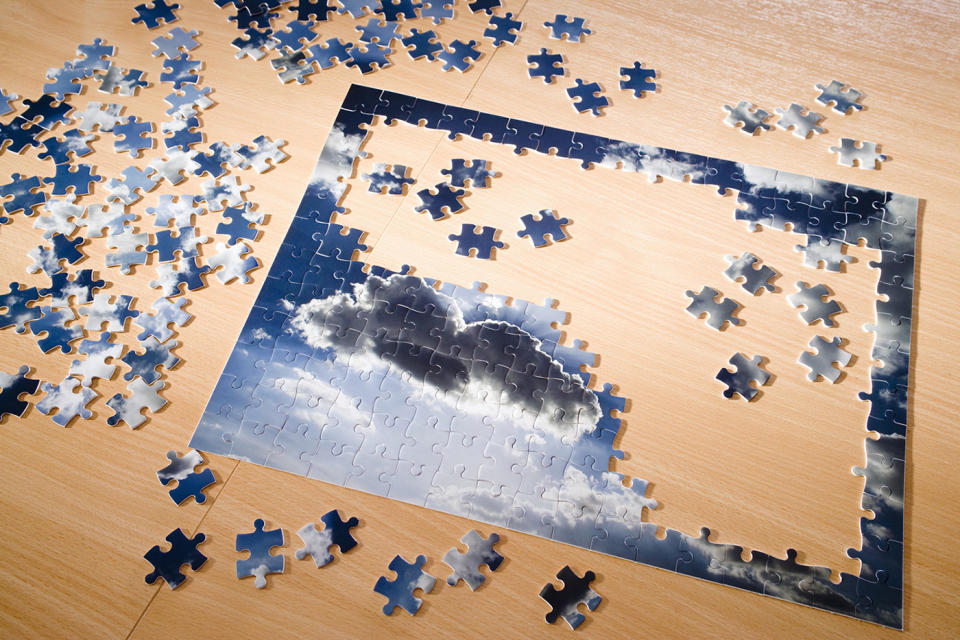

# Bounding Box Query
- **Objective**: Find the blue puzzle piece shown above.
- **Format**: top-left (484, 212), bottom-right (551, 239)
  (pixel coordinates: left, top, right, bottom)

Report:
top-left (0, 283), bottom-right (42, 332)
top-left (437, 39), bottom-right (480, 72)
top-left (362, 163), bottom-right (415, 194)
top-left (43, 164), bottom-right (102, 196)
top-left (132, 0), bottom-right (181, 28)
top-left (30, 306), bottom-right (82, 353)
top-left (544, 14), bottom-right (591, 42)
top-left (401, 29), bottom-right (441, 60)
top-left (38, 129), bottom-right (95, 164)
top-left (346, 43), bottom-right (392, 73)
top-left (527, 48), bottom-right (564, 84)
top-left (144, 528), bottom-right (206, 589)
top-left (236, 518), bottom-right (285, 588)
top-left (419, 0), bottom-right (452, 23)
top-left (620, 61), bottom-right (656, 97)
top-left (356, 18), bottom-right (400, 44)
top-left (168, 468), bottom-right (216, 504)
top-left (113, 116), bottom-right (154, 157)
top-left (484, 12), bottom-right (522, 46)
top-left (73, 38), bottom-right (115, 77)
top-left (448, 224), bottom-right (503, 259)
top-left (0, 119), bottom-right (42, 155)
top-left (43, 64), bottom-right (83, 100)
top-left (381, 0), bottom-right (421, 21)
top-left (414, 183), bottom-right (465, 219)
top-left (305, 37), bottom-right (353, 68)
top-left (310, 222), bottom-right (367, 260)
top-left (288, 0), bottom-right (335, 21)
top-left (0, 365), bottom-right (40, 421)
top-left (337, 0), bottom-right (380, 18)
top-left (160, 54), bottom-right (200, 88)
top-left (1, 173), bottom-right (46, 215)
top-left (19, 95), bottom-right (73, 131)
top-left (39, 269), bottom-right (104, 305)
top-left (467, 0), bottom-right (500, 14)
top-left (567, 79), bottom-right (608, 116)
top-left (163, 116), bottom-right (202, 151)
top-left (272, 19), bottom-right (318, 51)
top-left (374, 554), bottom-right (436, 615)
top-left (217, 205), bottom-right (261, 244)
top-left (517, 210), bottom-right (570, 247)
top-left (27, 235), bottom-right (85, 276)
top-left (441, 158), bottom-right (494, 187)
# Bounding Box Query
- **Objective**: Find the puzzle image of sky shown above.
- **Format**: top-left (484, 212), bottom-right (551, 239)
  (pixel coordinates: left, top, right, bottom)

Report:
top-left (191, 85), bottom-right (915, 629)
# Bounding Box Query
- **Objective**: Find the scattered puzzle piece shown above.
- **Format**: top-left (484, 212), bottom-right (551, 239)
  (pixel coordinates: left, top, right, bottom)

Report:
top-left (134, 297), bottom-right (191, 342)
top-left (374, 554), bottom-right (436, 615)
top-left (684, 286), bottom-right (741, 331)
top-left (415, 183), bottom-right (465, 219)
top-left (788, 281), bottom-right (842, 326)
top-left (29, 306), bottom-right (82, 354)
top-left (132, 0), bottom-right (181, 29)
top-left (106, 377), bottom-right (166, 428)
top-left (567, 79), bottom-right (608, 116)
top-left (814, 79), bottom-right (863, 114)
top-left (0, 283), bottom-right (42, 332)
top-left (295, 509), bottom-right (360, 567)
top-left (799, 336), bottom-right (852, 383)
top-left (723, 252), bottom-right (776, 294)
top-left (441, 159), bottom-right (494, 188)
top-left (158, 449), bottom-right (216, 505)
top-left (527, 48), bottom-right (564, 84)
top-left (0, 365), bottom-right (40, 422)
top-left (484, 12), bottom-right (522, 46)
top-left (36, 376), bottom-right (97, 426)
top-left (544, 14), bottom-right (591, 42)
top-left (362, 163), bottom-right (414, 194)
top-left (443, 529), bottom-right (503, 590)
top-left (723, 101), bottom-right (770, 134)
top-left (830, 138), bottom-right (887, 169)
top-left (540, 566), bottom-right (601, 629)
top-left (237, 518), bottom-right (285, 588)
top-left (144, 528), bottom-right (207, 589)
top-left (437, 39), bottom-right (481, 72)
top-left (206, 241), bottom-right (259, 283)
top-left (795, 235), bottom-right (853, 272)
top-left (79, 293), bottom-right (139, 332)
top-left (114, 116), bottom-right (154, 157)
top-left (774, 103), bottom-right (824, 138)
top-left (620, 61), bottom-right (656, 97)
top-left (39, 268), bottom-right (104, 306)
top-left (517, 210), bottom-right (569, 247)
top-left (69, 332), bottom-right (123, 385)
top-left (716, 353), bottom-right (770, 401)
top-left (97, 65), bottom-right (148, 96)
top-left (121, 336), bottom-right (179, 383)
top-left (448, 224), bottom-right (503, 259)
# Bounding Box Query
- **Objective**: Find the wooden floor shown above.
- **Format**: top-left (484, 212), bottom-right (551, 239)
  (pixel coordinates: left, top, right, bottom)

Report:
top-left (1, 1), bottom-right (958, 637)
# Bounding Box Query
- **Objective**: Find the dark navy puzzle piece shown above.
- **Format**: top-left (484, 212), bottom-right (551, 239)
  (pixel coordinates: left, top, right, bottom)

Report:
top-left (43, 164), bottom-right (101, 196)
top-left (132, 0), bottom-right (180, 28)
top-left (527, 48), bottom-right (563, 83)
top-left (716, 352), bottom-right (770, 400)
top-left (0, 283), bottom-right (42, 332)
top-left (484, 12), bottom-right (522, 46)
top-left (467, 0), bottom-right (500, 14)
top-left (540, 565), bottom-right (601, 629)
top-left (620, 61), bottom-right (656, 97)
top-left (437, 39), bottom-right (481, 72)
top-left (217, 205), bottom-right (261, 244)
top-left (19, 95), bottom-right (73, 131)
top-left (158, 450), bottom-right (216, 505)
top-left (295, 509), bottom-right (360, 567)
top-left (236, 518), bottom-right (285, 588)
top-left (374, 554), bottom-right (436, 615)
top-left (311, 222), bottom-right (367, 260)
top-left (30, 306), bottom-right (82, 353)
top-left (380, 0), bottom-right (420, 21)
top-left (38, 129), bottom-right (95, 164)
top-left (0, 365), bottom-right (40, 421)
top-left (144, 528), bottom-right (207, 589)
top-left (441, 159), bottom-right (493, 188)
top-left (448, 224), bottom-right (503, 259)
top-left (401, 29), bottom-right (441, 60)
top-left (567, 79), bottom-right (608, 115)
top-left (0, 119), bottom-right (42, 155)
top-left (122, 337), bottom-right (180, 383)
top-left (544, 14), bottom-right (591, 42)
top-left (1, 173), bottom-right (46, 215)
top-left (415, 183), bottom-right (465, 219)
top-left (517, 210), bottom-right (570, 247)
top-left (288, 0), bottom-right (335, 21)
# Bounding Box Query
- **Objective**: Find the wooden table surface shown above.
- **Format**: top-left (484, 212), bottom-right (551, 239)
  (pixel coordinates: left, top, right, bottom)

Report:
top-left (1, 1), bottom-right (958, 637)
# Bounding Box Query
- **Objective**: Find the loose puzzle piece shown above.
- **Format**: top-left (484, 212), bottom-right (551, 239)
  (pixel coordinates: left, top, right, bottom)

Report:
top-left (787, 281), bottom-right (842, 326)
top-left (26, 235), bottom-right (85, 277)
top-left (527, 48), bottom-right (564, 84)
top-left (72, 39), bottom-right (115, 77)
top-left (356, 18), bottom-right (400, 45)
top-left (437, 39), bottom-right (481, 72)
top-left (362, 163), bottom-right (414, 194)
top-left (36, 376), bottom-right (97, 426)
top-left (73, 102), bottom-right (124, 132)
top-left (468, 0), bottom-right (500, 13)
top-left (830, 138), bottom-right (887, 169)
top-left (158, 449), bottom-right (215, 504)
top-left (237, 135), bottom-right (287, 172)
top-left (795, 235), bottom-right (853, 272)
top-left (567, 79), bottom-right (608, 116)
top-left (160, 54), bottom-right (201, 88)
top-left (30, 306), bottom-right (82, 354)
top-left (105, 227), bottom-right (150, 274)
top-left (539, 566), bottom-right (601, 629)
top-left (288, 0), bottom-right (335, 21)
top-left (443, 529), bottom-right (503, 590)
top-left (39, 268), bottom-right (104, 306)
top-left (716, 352), bottom-right (770, 401)
top-left (0, 365), bottom-right (40, 422)
top-left (151, 257), bottom-right (211, 296)
top-left (419, 0), bottom-right (453, 23)
top-left (271, 50), bottom-right (314, 84)
top-left (337, 0), bottom-right (380, 18)
top-left (684, 286), bottom-right (741, 331)
top-left (544, 14), bottom-right (591, 42)
top-left (163, 117), bottom-right (203, 151)
top-left (415, 183), bottom-right (465, 219)
top-left (19, 95), bottom-right (73, 131)
top-left (798, 335), bottom-right (852, 383)
top-left (305, 37), bottom-right (354, 68)
top-left (44, 163), bottom-right (102, 196)
top-left (380, 0), bottom-right (420, 21)
top-left (105, 166), bottom-right (159, 205)
top-left (217, 204), bottom-right (262, 244)
top-left (132, 0), bottom-right (181, 29)
top-left (620, 61), bottom-right (656, 97)
top-left (122, 336), bottom-right (179, 383)
top-left (152, 26), bottom-right (200, 58)
top-left (774, 103), bottom-right (824, 138)
top-left (80, 202), bottom-right (136, 237)
top-left (97, 66), bottom-right (148, 96)
top-left (68, 332), bottom-right (123, 385)
top-left (34, 196), bottom-right (82, 238)
top-left (295, 509), bottom-right (360, 567)
top-left (163, 86), bottom-right (214, 119)
top-left (237, 518), bottom-right (285, 588)
top-left (517, 210), bottom-right (569, 247)
top-left (106, 377), bottom-right (166, 428)
top-left (374, 554), bottom-right (436, 615)
top-left (144, 528), bottom-right (207, 589)
top-left (114, 116), bottom-right (154, 157)
top-left (1, 173), bottom-right (47, 216)
top-left (79, 293), bottom-right (139, 331)
top-left (194, 141), bottom-right (243, 177)
top-left (134, 296), bottom-right (191, 342)
top-left (448, 224), bottom-right (503, 259)
top-left (814, 79), bottom-right (864, 114)
top-left (39, 129), bottom-right (96, 165)
top-left (206, 241), bottom-right (259, 283)
top-left (723, 252), bottom-right (776, 294)
top-left (202, 175), bottom-right (251, 210)
top-left (441, 159), bottom-right (494, 188)
top-left (148, 194), bottom-right (204, 227)
top-left (723, 101), bottom-right (770, 134)
top-left (0, 283), bottom-right (42, 332)
top-left (272, 19), bottom-right (318, 52)
top-left (146, 225), bottom-right (208, 262)
top-left (42, 65), bottom-right (83, 101)
top-left (484, 12), bottom-right (522, 46)
top-left (232, 27), bottom-right (277, 60)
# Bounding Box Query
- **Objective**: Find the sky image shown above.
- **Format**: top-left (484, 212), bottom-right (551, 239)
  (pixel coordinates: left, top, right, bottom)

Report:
top-left (191, 86), bottom-right (912, 628)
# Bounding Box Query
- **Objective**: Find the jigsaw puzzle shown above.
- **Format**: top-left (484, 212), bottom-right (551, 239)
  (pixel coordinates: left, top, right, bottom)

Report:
top-left (294, 509), bottom-right (360, 567)
top-left (540, 565), bottom-right (602, 629)
top-left (374, 554), bottom-right (436, 615)
top-left (236, 518), bottom-right (285, 588)
top-left (443, 529), bottom-right (503, 590)
top-left (144, 528), bottom-right (207, 589)
top-left (190, 85), bottom-right (917, 629)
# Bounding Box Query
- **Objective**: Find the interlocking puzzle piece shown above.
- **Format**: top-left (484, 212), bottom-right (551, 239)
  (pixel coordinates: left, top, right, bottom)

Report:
top-left (39, 129), bottom-right (95, 165)
top-left (415, 183), bottom-right (465, 219)
top-left (151, 27), bottom-right (200, 58)
top-left (374, 554), bottom-right (436, 615)
top-left (799, 336), bottom-right (851, 383)
top-left (356, 18), bottom-right (400, 44)
top-left (380, 0), bottom-right (420, 21)
top-left (162, 116), bottom-right (203, 151)
top-left (30, 306), bottom-right (82, 353)
top-left (72, 38), bottom-right (114, 77)
top-left (79, 293), bottom-right (139, 331)
top-left (122, 336), bottom-right (179, 383)
top-left (723, 252), bottom-right (776, 294)
top-left (27, 235), bottom-right (85, 277)
top-left (619, 61), bottom-right (656, 97)
top-left (97, 66), bottom-right (148, 96)
top-left (105, 166), bottom-right (159, 205)
top-left (19, 95), bottom-right (73, 131)
top-left (1, 173), bottom-right (46, 216)
top-left (34, 196), bottom-right (82, 238)
top-left (484, 12), bottom-right (522, 46)
top-left (0, 283), bottom-right (42, 332)
top-left (230, 5), bottom-right (279, 29)
top-left (45, 164), bottom-right (101, 197)
top-left (237, 135), bottom-right (287, 173)
top-left (337, 0), bottom-right (379, 18)
top-left (158, 450), bottom-right (215, 504)
top-left (544, 14), bottom-right (591, 42)
top-left (134, 296), bottom-right (191, 342)
top-left (160, 54), bottom-right (200, 88)
top-left (148, 194), bottom-right (204, 227)
top-left (795, 235), bottom-right (853, 272)
top-left (448, 224), bottom-right (503, 259)
top-left (788, 281), bottom-right (842, 326)
top-left (814, 79), bottom-right (863, 114)
top-left (527, 48), bottom-right (563, 83)
top-left (105, 227), bottom-right (150, 274)
top-left (151, 257), bottom-right (211, 296)
top-left (36, 376), bottom-right (97, 426)
top-left (723, 101), bottom-right (770, 134)
top-left (163, 86), bottom-right (214, 119)
top-left (106, 377), bottom-right (166, 428)
top-left (437, 39), bottom-right (481, 72)
top-left (207, 241), bottom-right (259, 283)
top-left (232, 27), bottom-right (277, 60)
top-left (684, 286), bottom-right (741, 331)
top-left (194, 141), bottom-right (243, 177)
top-left (0, 365), bottom-right (40, 422)
top-left (80, 202), bottom-right (136, 237)
top-left (144, 528), bottom-right (207, 589)
top-left (69, 332), bottom-right (123, 385)
top-left (362, 163), bottom-right (414, 194)
top-left (217, 204), bottom-right (262, 245)
top-left (0, 89), bottom-right (15, 116)
top-left (271, 50), bottom-right (314, 84)
top-left (0, 119), bottom-right (43, 157)
top-left (202, 175), bottom-right (251, 210)
top-left (774, 103), bottom-right (824, 138)
top-left (539, 566), bottom-right (601, 629)
top-left (295, 509), bottom-right (360, 567)
top-left (113, 116), bottom-right (154, 157)
top-left (517, 210), bottom-right (569, 247)
top-left (443, 529), bottom-right (503, 590)
top-left (441, 159), bottom-right (494, 188)
top-left (716, 353), bottom-right (770, 401)
top-left (830, 138), bottom-right (887, 169)
top-left (39, 269), bottom-right (104, 306)
top-left (567, 79), bottom-right (608, 115)
top-left (311, 222), bottom-right (368, 259)
top-left (468, 0), bottom-right (500, 13)
top-left (237, 518), bottom-right (285, 588)
top-left (272, 19), bottom-right (318, 52)
top-left (419, 0), bottom-right (453, 23)
top-left (132, 0), bottom-right (180, 28)
top-left (288, 0), bottom-right (335, 20)
top-left (43, 64), bottom-right (82, 101)
top-left (73, 102), bottom-right (123, 132)
top-left (304, 37), bottom-right (353, 68)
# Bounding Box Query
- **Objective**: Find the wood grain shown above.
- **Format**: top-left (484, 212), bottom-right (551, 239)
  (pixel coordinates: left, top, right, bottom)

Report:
top-left (0, 1), bottom-right (958, 638)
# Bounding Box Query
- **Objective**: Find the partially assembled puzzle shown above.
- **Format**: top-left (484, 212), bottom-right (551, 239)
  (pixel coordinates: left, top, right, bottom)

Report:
top-left (191, 84), bottom-right (914, 629)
